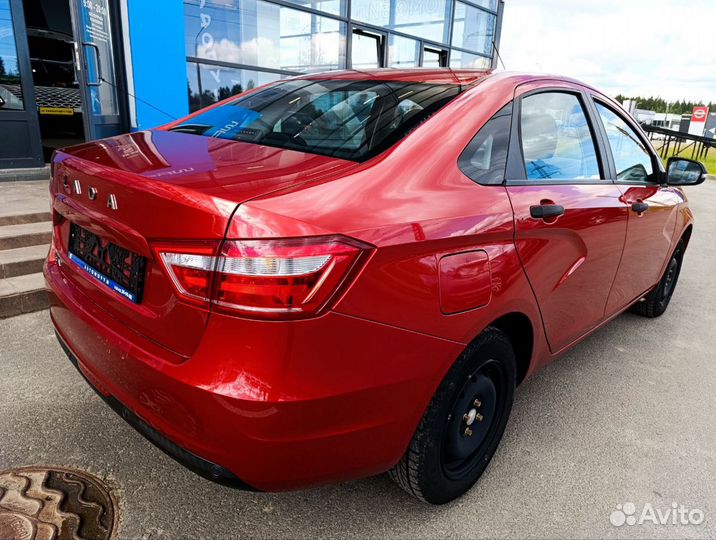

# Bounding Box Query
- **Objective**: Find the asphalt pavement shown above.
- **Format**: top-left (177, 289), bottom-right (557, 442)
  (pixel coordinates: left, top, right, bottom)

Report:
top-left (1, 182), bottom-right (714, 539)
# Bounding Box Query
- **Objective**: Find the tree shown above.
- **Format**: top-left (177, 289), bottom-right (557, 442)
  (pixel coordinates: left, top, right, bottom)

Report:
top-left (615, 94), bottom-right (714, 114)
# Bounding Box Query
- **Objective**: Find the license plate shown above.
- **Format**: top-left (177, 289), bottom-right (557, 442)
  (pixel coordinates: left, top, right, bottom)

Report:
top-left (68, 223), bottom-right (146, 303)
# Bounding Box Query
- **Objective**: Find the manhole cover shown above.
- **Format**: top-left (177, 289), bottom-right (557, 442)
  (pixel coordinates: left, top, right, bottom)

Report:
top-left (0, 467), bottom-right (117, 540)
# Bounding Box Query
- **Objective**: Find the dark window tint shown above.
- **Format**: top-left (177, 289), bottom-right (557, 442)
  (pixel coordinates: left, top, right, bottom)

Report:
top-left (171, 79), bottom-right (461, 161)
top-left (595, 102), bottom-right (655, 182)
top-left (520, 92), bottom-right (601, 181)
top-left (458, 105), bottom-right (511, 185)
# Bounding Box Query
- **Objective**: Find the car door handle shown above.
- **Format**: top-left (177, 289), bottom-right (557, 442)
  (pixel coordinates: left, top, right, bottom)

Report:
top-left (631, 202), bottom-right (649, 213)
top-left (530, 204), bottom-right (565, 219)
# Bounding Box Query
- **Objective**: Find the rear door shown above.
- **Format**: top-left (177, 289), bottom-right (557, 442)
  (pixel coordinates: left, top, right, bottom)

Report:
top-left (589, 97), bottom-right (683, 315)
top-left (505, 83), bottom-right (629, 352)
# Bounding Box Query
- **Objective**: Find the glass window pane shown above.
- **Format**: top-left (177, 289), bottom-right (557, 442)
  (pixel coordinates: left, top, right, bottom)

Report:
top-left (422, 48), bottom-right (442, 68)
top-left (459, 111), bottom-right (510, 184)
top-left (520, 93), bottom-right (601, 181)
top-left (470, 0), bottom-right (498, 11)
top-left (388, 35), bottom-right (419, 68)
top-left (187, 61), bottom-right (281, 112)
top-left (174, 79), bottom-right (461, 161)
top-left (0, 0), bottom-right (24, 110)
top-left (449, 50), bottom-right (490, 69)
top-left (350, 0), bottom-right (389, 28)
top-left (78, 0), bottom-right (118, 116)
top-left (351, 0), bottom-right (449, 44)
top-left (351, 31), bottom-right (381, 69)
top-left (452, 1), bottom-right (496, 56)
top-left (184, 0), bottom-right (346, 73)
top-left (279, 0), bottom-right (344, 16)
top-left (595, 102), bottom-right (655, 182)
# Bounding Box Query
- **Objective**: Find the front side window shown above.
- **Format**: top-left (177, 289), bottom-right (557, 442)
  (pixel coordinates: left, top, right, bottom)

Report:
top-left (595, 102), bottom-right (655, 182)
top-left (171, 79), bottom-right (461, 161)
top-left (520, 92), bottom-right (601, 181)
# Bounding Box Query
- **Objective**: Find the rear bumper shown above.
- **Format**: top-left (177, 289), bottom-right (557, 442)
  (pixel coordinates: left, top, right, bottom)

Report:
top-left (45, 256), bottom-right (464, 490)
top-left (55, 331), bottom-right (256, 490)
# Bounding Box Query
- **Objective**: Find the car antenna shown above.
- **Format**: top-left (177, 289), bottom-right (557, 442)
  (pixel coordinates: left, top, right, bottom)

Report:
top-left (447, 66), bottom-right (461, 86)
top-left (98, 76), bottom-right (178, 121)
top-left (492, 40), bottom-right (506, 70)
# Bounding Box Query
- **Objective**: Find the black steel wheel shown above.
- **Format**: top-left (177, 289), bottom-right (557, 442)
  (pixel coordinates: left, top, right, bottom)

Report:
top-left (389, 327), bottom-right (516, 504)
top-left (630, 239), bottom-right (685, 318)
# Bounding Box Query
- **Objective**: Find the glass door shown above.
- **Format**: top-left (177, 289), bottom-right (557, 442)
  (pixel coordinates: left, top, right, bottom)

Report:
top-left (350, 28), bottom-right (386, 69)
top-left (70, 0), bottom-right (123, 140)
top-left (0, 0), bottom-right (43, 167)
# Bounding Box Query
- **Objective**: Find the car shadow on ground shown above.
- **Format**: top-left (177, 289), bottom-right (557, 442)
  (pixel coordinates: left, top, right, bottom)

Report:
top-left (86, 300), bottom-right (710, 538)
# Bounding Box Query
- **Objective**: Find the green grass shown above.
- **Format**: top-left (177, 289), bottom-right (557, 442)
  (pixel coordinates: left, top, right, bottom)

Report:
top-left (652, 139), bottom-right (716, 175)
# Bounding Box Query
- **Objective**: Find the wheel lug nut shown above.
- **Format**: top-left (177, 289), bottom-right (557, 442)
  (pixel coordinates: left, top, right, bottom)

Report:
top-left (462, 413), bottom-right (470, 422)
top-left (464, 427), bottom-right (473, 436)
top-left (476, 413), bottom-right (484, 422)
top-left (474, 399), bottom-right (482, 408)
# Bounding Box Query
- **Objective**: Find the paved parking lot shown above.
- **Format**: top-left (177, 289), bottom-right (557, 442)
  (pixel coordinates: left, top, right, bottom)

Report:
top-left (1, 182), bottom-right (714, 539)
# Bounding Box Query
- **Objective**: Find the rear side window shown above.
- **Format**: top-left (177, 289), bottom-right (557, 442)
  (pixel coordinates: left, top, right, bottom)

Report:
top-left (170, 79), bottom-right (461, 162)
top-left (594, 102), bottom-right (656, 182)
top-left (458, 104), bottom-right (511, 185)
top-left (520, 92), bottom-right (601, 181)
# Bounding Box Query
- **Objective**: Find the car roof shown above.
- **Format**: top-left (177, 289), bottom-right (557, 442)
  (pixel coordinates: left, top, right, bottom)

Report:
top-left (296, 69), bottom-right (602, 93)
top-left (297, 68), bottom-right (495, 86)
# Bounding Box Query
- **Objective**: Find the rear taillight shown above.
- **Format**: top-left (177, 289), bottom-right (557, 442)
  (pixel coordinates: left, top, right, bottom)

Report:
top-left (154, 236), bottom-right (370, 319)
top-left (155, 243), bottom-right (218, 308)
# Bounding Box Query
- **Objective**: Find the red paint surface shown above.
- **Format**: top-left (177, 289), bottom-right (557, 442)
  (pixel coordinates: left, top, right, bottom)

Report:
top-left (44, 70), bottom-right (693, 490)
top-left (439, 250), bottom-right (491, 314)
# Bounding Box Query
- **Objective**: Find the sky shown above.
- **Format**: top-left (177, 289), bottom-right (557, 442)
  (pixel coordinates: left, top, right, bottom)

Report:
top-left (498, 0), bottom-right (716, 103)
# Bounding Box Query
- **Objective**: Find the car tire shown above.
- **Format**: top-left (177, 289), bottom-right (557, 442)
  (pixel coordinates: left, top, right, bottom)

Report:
top-left (389, 327), bottom-right (516, 504)
top-left (630, 239), bottom-right (685, 318)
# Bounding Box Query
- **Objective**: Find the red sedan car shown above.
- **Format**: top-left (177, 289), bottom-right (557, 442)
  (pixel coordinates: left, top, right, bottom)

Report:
top-left (44, 69), bottom-right (705, 504)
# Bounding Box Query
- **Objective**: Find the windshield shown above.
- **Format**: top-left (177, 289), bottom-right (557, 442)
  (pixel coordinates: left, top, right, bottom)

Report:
top-left (169, 79), bottom-right (462, 161)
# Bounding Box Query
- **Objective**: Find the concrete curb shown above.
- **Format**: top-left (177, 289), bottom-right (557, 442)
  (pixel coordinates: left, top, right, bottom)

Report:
top-left (0, 166), bottom-right (51, 182)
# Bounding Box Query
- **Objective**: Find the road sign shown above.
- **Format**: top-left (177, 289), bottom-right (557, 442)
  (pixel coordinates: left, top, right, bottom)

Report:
top-left (688, 106), bottom-right (709, 135)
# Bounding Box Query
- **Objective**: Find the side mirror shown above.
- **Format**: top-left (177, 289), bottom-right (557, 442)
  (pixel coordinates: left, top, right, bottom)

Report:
top-left (665, 157), bottom-right (707, 186)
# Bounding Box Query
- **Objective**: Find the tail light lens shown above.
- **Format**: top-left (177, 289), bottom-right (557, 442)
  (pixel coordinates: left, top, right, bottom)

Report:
top-left (155, 236), bottom-right (371, 319)
top-left (155, 243), bottom-right (218, 308)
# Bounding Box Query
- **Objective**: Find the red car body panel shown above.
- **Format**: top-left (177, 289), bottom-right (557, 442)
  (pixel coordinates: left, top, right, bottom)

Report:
top-left (606, 185), bottom-right (685, 314)
top-left (507, 184), bottom-right (629, 352)
top-left (44, 70), bottom-right (693, 490)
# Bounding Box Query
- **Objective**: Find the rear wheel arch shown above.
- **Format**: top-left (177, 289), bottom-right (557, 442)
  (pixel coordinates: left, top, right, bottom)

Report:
top-left (481, 312), bottom-right (534, 386)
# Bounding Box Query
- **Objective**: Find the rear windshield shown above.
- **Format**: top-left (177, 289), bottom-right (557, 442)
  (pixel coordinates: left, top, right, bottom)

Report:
top-left (169, 79), bottom-right (462, 162)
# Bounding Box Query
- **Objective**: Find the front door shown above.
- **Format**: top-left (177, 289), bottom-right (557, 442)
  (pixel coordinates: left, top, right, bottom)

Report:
top-left (70, 0), bottom-right (124, 140)
top-left (590, 99), bottom-right (683, 315)
top-left (506, 87), bottom-right (629, 352)
top-left (0, 0), bottom-right (43, 168)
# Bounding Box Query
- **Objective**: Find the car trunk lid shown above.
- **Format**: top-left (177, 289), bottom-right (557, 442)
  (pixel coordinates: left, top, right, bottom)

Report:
top-left (50, 130), bottom-right (357, 358)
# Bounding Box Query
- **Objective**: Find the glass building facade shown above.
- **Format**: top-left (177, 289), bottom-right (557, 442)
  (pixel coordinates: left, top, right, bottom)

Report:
top-left (184, 0), bottom-right (503, 111)
top-left (0, 0), bottom-right (502, 169)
